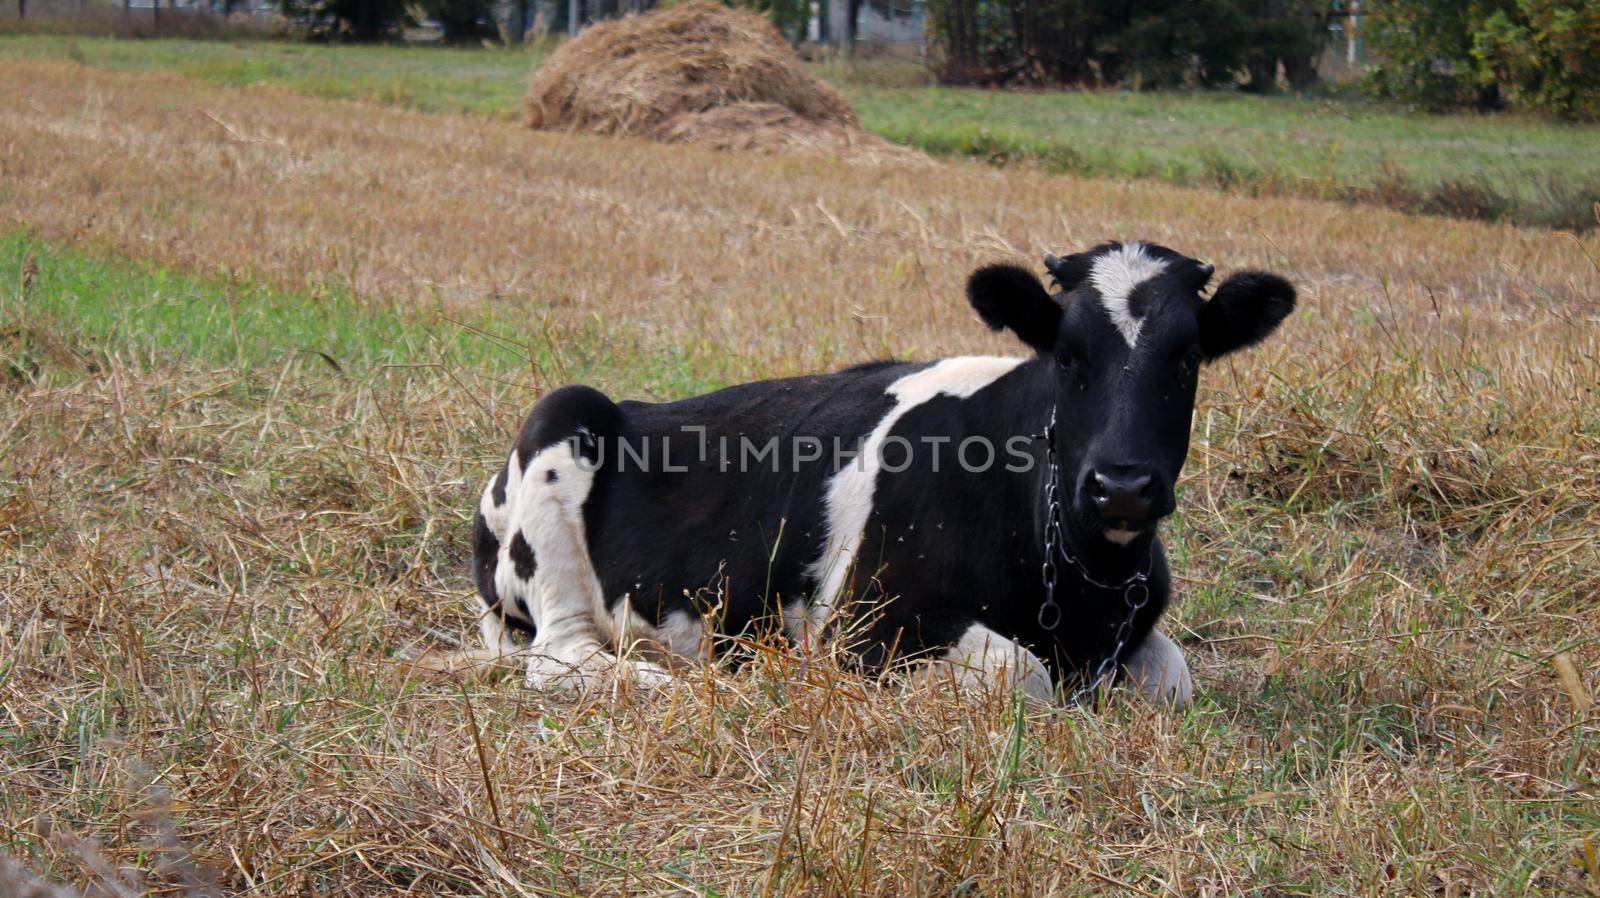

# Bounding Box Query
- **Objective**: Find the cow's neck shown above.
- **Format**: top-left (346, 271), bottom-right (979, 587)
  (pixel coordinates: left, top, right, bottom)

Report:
top-left (1031, 416), bottom-right (1159, 690)
top-left (1022, 360), bottom-right (1158, 637)
top-left (1061, 525), bottom-right (1155, 581)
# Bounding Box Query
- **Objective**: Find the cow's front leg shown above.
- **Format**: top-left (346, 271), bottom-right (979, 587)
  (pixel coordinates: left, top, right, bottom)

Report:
top-left (478, 607), bottom-right (524, 658)
top-left (1122, 627), bottom-right (1193, 708)
top-left (916, 622), bottom-right (1054, 702)
top-left (520, 590), bottom-right (672, 690)
top-left (419, 605), bottom-right (526, 675)
top-left (518, 438), bottom-right (670, 691)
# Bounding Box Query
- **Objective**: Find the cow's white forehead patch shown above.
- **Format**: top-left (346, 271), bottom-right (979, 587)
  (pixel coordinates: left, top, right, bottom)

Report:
top-left (1089, 243), bottom-right (1167, 347)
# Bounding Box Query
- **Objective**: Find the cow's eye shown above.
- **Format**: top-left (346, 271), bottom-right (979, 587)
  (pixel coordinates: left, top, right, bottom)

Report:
top-left (1179, 349), bottom-right (1202, 378)
top-left (1055, 351), bottom-right (1075, 372)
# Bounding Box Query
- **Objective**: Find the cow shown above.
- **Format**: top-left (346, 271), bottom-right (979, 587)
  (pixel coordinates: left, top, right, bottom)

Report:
top-left (464, 241), bottom-right (1295, 706)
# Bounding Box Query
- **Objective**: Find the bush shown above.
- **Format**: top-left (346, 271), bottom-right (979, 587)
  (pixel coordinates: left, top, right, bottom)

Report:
top-left (1366, 0), bottom-right (1600, 121)
top-left (278, 0), bottom-right (409, 40)
top-left (730, 0), bottom-right (810, 41)
top-left (423, 0), bottom-right (496, 42)
top-left (1365, 1), bottom-right (1495, 111)
top-left (1474, 0), bottom-right (1600, 120)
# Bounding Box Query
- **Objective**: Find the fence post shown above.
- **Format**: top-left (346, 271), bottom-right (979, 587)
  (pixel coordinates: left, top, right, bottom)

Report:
top-left (1346, 0), bottom-right (1360, 65)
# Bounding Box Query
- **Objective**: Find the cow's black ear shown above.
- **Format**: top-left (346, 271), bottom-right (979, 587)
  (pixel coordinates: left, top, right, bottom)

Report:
top-left (1198, 271), bottom-right (1296, 360)
top-left (1043, 251), bottom-right (1095, 292)
top-left (967, 264), bottom-right (1062, 354)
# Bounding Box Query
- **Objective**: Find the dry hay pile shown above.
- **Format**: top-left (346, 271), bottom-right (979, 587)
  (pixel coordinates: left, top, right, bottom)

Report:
top-left (524, 1), bottom-right (922, 163)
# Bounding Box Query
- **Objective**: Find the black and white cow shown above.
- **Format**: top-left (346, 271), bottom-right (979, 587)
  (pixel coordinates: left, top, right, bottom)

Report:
top-left (467, 241), bottom-right (1294, 705)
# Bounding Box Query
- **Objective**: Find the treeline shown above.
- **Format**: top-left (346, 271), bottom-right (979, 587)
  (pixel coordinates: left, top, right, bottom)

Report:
top-left (277, 0), bottom-right (510, 41)
top-left (920, 0), bottom-right (1600, 120)
top-left (927, 0), bottom-right (1333, 91)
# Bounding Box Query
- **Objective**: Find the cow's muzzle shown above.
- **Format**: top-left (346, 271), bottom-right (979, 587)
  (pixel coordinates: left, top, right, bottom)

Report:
top-left (1079, 465), bottom-right (1170, 534)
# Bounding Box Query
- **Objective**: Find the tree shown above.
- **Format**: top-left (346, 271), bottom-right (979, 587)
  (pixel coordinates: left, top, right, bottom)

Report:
top-left (280, 0), bottom-right (409, 40)
top-left (926, 0), bottom-right (1333, 89)
top-left (1240, 0), bottom-right (1338, 91)
top-left (733, 0), bottom-right (809, 41)
top-left (509, 0), bottom-right (529, 41)
top-left (927, 0), bottom-right (1115, 86)
top-left (1473, 0), bottom-right (1600, 119)
top-left (1366, 0), bottom-right (1600, 119)
top-left (425, 0), bottom-right (495, 42)
top-left (1365, 0), bottom-right (1510, 110)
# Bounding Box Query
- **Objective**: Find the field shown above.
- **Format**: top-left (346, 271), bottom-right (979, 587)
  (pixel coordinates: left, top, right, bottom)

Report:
top-left (2, 49), bottom-right (1599, 897)
top-left (6, 34), bottom-right (1600, 228)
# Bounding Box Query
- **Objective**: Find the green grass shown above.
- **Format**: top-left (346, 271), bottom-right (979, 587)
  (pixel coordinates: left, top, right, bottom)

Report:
top-left (1, 232), bottom-right (508, 371)
top-left (5, 33), bottom-right (1600, 227)
top-left (0, 232), bottom-right (744, 400)
top-left (841, 83), bottom-right (1600, 228)
top-left (0, 34), bottom-right (544, 118)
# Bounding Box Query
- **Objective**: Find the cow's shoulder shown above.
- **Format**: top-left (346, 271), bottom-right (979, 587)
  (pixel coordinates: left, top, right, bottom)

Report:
top-left (511, 384), bottom-right (623, 468)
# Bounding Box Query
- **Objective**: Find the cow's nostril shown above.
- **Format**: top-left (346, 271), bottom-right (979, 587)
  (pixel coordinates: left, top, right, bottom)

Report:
top-left (1089, 469), bottom-right (1157, 522)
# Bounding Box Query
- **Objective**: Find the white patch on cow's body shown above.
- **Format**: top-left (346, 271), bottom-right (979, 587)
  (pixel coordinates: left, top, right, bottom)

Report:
top-left (606, 597), bottom-right (710, 669)
top-left (479, 450), bottom-right (519, 519)
top-left (473, 450), bottom-right (531, 658)
top-left (1103, 528), bottom-right (1140, 546)
top-left (493, 440), bottom-right (669, 689)
top-left (781, 598), bottom-right (815, 647)
top-left (654, 609), bottom-right (711, 662)
top-left (479, 453), bottom-right (521, 617)
top-left (489, 523), bottom-right (535, 638)
top-left (919, 623), bottom-right (1053, 701)
top-left (1123, 627), bottom-right (1193, 707)
top-left (804, 356), bottom-right (1026, 633)
top-left (1089, 242), bottom-right (1167, 347)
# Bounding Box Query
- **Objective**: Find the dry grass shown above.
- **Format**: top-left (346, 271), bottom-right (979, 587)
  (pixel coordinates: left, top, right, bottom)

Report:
top-left (1, 58), bottom-right (1598, 895)
top-left (525, 2), bottom-right (853, 133)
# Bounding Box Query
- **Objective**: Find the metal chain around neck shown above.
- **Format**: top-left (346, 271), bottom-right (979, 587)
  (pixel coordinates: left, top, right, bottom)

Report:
top-left (1035, 405), bottom-right (1155, 702)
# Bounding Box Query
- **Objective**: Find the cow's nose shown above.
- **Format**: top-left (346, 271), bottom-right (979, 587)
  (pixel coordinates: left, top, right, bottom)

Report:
top-left (1086, 469), bottom-right (1156, 522)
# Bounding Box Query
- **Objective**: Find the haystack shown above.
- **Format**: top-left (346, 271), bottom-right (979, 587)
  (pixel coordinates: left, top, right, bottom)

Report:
top-left (525, 1), bottom-right (922, 163)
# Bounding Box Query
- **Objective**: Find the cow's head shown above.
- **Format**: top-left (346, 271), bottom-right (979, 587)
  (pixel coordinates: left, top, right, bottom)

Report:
top-left (968, 241), bottom-right (1295, 548)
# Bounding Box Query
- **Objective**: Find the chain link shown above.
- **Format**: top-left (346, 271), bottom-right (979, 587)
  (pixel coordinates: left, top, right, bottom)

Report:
top-left (1034, 406), bottom-right (1155, 704)
top-left (1037, 471), bottom-right (1062, 631)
